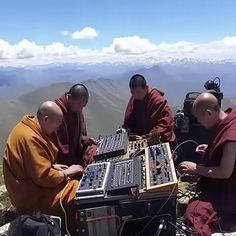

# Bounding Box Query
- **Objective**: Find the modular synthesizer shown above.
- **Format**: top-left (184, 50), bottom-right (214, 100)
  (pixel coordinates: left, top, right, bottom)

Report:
top-left (95, 133), bottom-right (128, 161)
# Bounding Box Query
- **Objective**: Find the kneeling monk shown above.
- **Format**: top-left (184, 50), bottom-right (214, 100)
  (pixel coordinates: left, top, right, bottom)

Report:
top-left (178, 93), bottom-right (236, 236)
top-left (52, 84), bottom-right (97, 167)
top-left (123, 74), bottom-right (176, 147)
top-left (3, 101), bottom-right (83, 232)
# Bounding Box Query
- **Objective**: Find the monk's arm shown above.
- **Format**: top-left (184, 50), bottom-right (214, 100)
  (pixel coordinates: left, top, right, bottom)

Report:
top-left (24, 138), bottom-right (65, 187)
top-left (197, 142), bottom-right (236, 179)
top-left (149, 95), bottom-right (174, 136)
top-left (123, 97), bottom-right (133, 129)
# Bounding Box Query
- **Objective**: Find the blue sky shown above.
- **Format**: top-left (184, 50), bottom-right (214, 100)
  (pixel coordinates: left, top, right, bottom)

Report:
top-left (1, 0), bottom-right (236, 66)
top-left (1, 0), bottom-right (236, 48)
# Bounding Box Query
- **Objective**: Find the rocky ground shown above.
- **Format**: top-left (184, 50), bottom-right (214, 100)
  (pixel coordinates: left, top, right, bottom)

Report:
top-left (0, 185), bottom-right (18, 236)
top-left (0, 165), bottom-right (18, 235)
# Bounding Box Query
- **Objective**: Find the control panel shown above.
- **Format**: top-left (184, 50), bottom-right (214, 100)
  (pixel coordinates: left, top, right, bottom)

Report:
top-left (76, 162), bottom-right (111, 199)
top-left (144, 143), bottom-right (177, 193)
top-left (95, 133), bottom-right (128, 161)
top-left (76, 158), bottom-right (141, 200)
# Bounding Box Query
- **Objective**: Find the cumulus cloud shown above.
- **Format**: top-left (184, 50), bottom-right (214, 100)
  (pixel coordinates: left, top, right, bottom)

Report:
top-left (14, 40), bottom-right (44, 59)
top-left (71, 27), bottom-right (98, 40)
top-left (103, 35), bottom-right (157, 54)
top-left (0, 40), bottom-right (15, 59)
top-left (1, 36), bottom-right (236, 67)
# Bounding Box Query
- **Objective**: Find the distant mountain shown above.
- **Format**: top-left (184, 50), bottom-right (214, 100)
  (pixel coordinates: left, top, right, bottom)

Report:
top-left (0, 79), bottom-right (130, 157)
top-left (0, 63), bottom-right (139, 99)
top-left (1, 60), bottom-right (236, 156)
top-left (0, 77), bottom-right (236, 158)
top-left (1, 60), bottom-right (236, 101)
top-left (159, 61), bottom-right (236, 97)
top-left (0, 66), bottom-right (96, 99)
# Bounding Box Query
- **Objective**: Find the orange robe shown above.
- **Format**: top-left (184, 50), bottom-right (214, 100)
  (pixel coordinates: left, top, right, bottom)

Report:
top-left (3, 115), bottom-right (79, 219)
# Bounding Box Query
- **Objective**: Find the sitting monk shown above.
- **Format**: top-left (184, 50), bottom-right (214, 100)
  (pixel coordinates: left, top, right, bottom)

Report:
top-left (178, 92), bottom-right (236, 236)
top-left (52, 84), bottom-right (97, 167)
top-left (123, 74), bottom-right (176, 147)
top-left (3, 101), bottom-right (83, 233)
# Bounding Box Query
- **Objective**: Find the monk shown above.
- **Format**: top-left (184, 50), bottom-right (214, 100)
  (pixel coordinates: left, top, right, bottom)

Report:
top-left (3, 101), bottom-right (83, 232)
top-left (123, 74), bottom-right (176, 147)
top-left (52, 84), bottom-right (96, 167)
top-left (178, 93), bottom-right (236, 236)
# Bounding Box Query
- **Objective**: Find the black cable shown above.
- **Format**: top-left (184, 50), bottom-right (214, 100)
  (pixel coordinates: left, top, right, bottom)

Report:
top-left (135, 173), bottom-right (191, 236)
top-left (135, 214), bottom-right (173, 236)
top-left (130, 148), bottom-right (145, 158)
top-left (214, 77), bottom-right (221, 90)
top-left (153, 219), bottom-right (165, 236)
top-left (128, 141), bottom-right (198, 236)
top-left (153, 227), bottom-right (162, 236)
top-left (218, 217), bottom-right (225, 236)
top-left (176, 220), bottom-right (200, 235)
top-left (135, 182), bottom-right (178, 236)
top-left (167, 221), bottom-right (186, 234)
top-left (118, 216), bottom-right (152, 236)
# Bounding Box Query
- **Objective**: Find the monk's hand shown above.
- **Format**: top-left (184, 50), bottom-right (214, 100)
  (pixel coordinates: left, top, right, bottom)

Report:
top-left (195, 144), bottom-right (208, 154)
top-left (64, 165), bottom-right (84, 177)
top-left (147, 131), bottom-right (161, 146)
top-left (178, 161), bottom-right (197, 175)
top-left (82, 136), bottom-right (97, 146)
top-left (53, 164), bottom-right (68, 171)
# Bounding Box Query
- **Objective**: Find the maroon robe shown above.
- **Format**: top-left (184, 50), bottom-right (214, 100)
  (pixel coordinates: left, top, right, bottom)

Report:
top-left (124, 87), bottom-right (176, 147)
top-left (52, 95), bottom-right (95, 167)
top-left (198, 108), bottom-right (236, 211)
top-left (186, 108), bottom-right (236, 235)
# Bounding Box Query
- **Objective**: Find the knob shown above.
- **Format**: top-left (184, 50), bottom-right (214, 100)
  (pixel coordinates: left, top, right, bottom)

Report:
top-left (156, 167), bottom-right (162, 175)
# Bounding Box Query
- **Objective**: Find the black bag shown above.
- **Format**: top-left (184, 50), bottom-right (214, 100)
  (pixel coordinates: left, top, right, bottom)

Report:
top-left (8, 212), bottom-right (61, 236)
top-left (183, 92), bottom-right (201, 122)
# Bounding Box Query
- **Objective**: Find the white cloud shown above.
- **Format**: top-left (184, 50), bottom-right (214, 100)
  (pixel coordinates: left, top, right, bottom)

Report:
top-left (61, 30), bottom-right (69, 36)
top-left (45, 42), bottom-right (72, 56)
top-left (14, 40), bottom-right (44, 59)
top-left (0, 40), bottom-right (15, 59)
top-left (103, 35), bottom-right (157, 54)
top-left (71, 27), bottom-right (98, 40)
top-left (1, 36), bottom-right (236, 67)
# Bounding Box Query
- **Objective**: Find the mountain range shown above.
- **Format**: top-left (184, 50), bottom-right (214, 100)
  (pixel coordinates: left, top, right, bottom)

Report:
top-left (1, 60), bottom-right (236, 101)
top-left (0, 79), bottom-right (130, 156)
top-left (1, 60), bottom-right (236, 157)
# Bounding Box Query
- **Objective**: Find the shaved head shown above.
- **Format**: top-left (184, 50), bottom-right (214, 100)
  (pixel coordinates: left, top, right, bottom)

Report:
top-left (67, 84), bottom-right (88, 100)
top-left (37, 101), bottom-right (63, 134)
top-left (66, 84), bottom-right (89, 112)
top-left (37, 101), bottom-right (63, 119)
top-left (192, 92), bottom-right (223, 129)
top-left (193, 93), bottom-right (220, 116)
